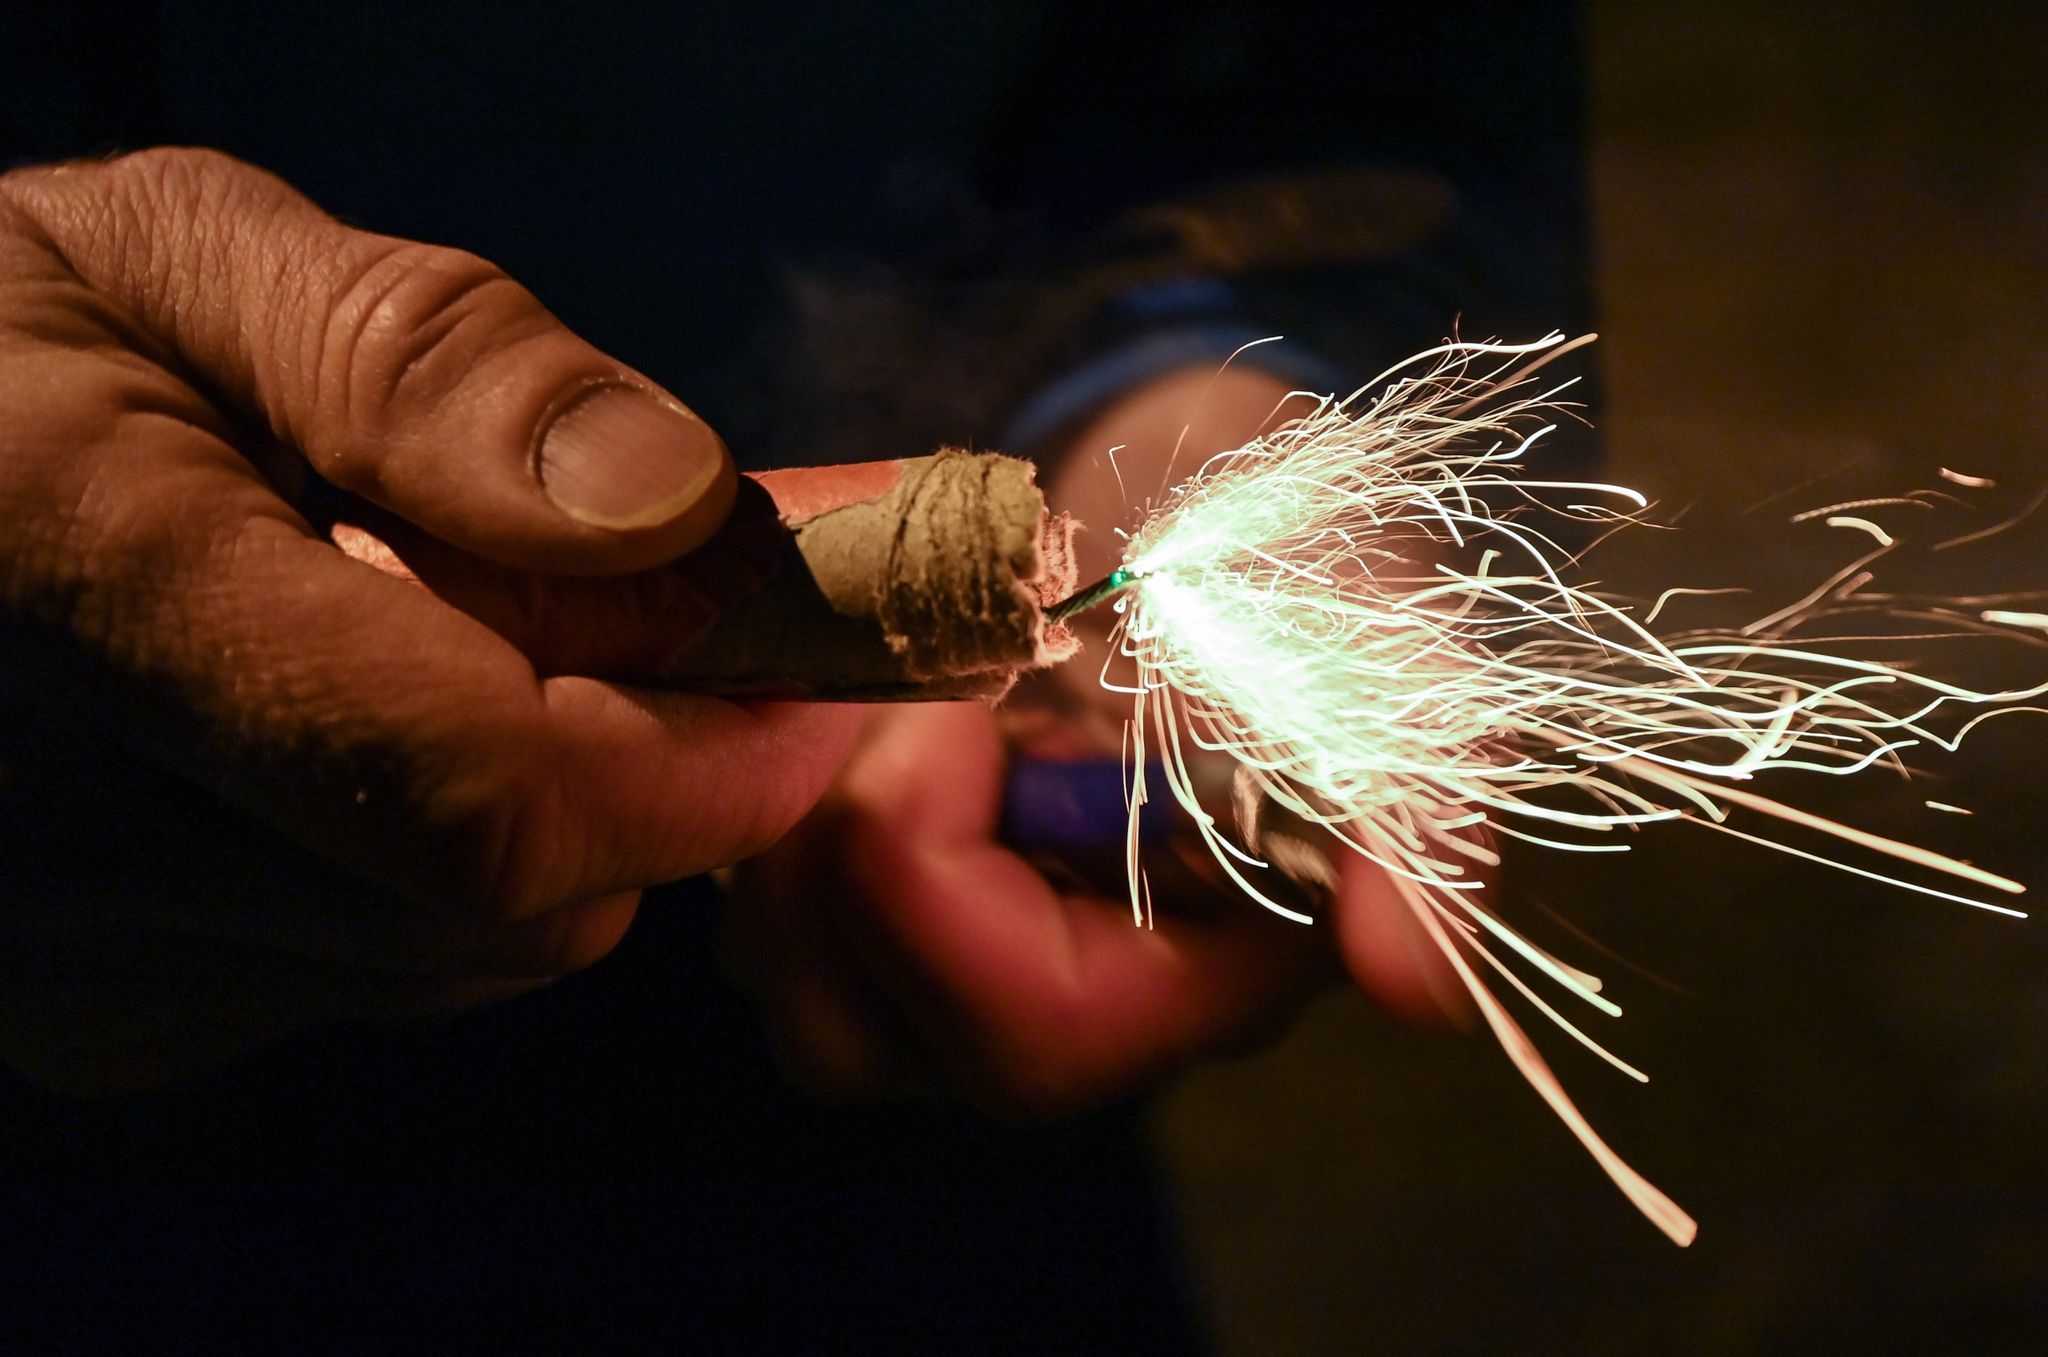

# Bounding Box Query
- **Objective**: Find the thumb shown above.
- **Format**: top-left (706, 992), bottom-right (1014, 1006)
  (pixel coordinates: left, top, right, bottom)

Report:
top-left (2, 147), bottom-right (728, 574)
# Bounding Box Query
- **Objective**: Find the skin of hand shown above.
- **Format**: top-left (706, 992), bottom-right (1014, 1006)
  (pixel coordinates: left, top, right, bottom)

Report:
top-left (0, 148), bottom-right (863, 1094)
top-left (732, 366), bottom-right (1468, 1118)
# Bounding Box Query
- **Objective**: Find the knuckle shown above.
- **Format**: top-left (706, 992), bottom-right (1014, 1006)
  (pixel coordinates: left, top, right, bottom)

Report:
top-left (5, 416), bottom-right (254, 684)
top-left (313, 240), bottom-right (546, 477)
top-left (0, 163), bottom-right (39, 213)
top-left (417, 797), bottom-right (518, 924)
top-left (427, 742), bottom-right (584, 925)
top-left (1, 147), bottom-right (305, 358)
top-left (0, 146), bottom-right (241, 213)
top-left (723, 791), bottom-right (821, 870)
top-left (100, 146), bottom-right (246, 205)
top-left (522, 898), bottom-right (636, 978)
top-left (98, 149), bottom-right (309, 251)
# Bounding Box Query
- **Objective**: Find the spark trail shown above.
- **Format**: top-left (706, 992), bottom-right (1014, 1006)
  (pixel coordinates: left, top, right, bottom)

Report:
top-left (1086, 334), bottom-right (2047, 1245)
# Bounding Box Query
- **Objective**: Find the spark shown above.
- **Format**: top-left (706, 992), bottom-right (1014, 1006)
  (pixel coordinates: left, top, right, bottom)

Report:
top-left (1823, 515), bottom-right (1895, 547)
top-left (1791, 496), bottom-right (1931, 523)
top-left (1643, 586), bottom-right (1748, 626)
top-left (1934, 480), bottom-right (2048, 551)
top-left (1082, 334), bottom-right (2047, 1246)
top-left (1981, 609), bottom-right (2048, 633)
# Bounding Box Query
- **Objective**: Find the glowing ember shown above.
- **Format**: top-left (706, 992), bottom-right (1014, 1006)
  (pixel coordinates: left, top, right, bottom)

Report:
top-left (1083, 334), bottom-right (2047, 1245)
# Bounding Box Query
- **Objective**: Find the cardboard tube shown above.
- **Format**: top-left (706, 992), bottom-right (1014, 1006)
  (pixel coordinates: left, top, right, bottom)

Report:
top-left (659, 450), bottom-right (1079, 700)
top-left (331, 450), bottom-right (1077, 700)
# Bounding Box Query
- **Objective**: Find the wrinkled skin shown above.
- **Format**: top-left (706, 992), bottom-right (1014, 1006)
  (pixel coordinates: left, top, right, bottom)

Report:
top-left (0, 149), bottom-right (860, 1092)
top-left (0, 148), bottom-right (1457, 1107)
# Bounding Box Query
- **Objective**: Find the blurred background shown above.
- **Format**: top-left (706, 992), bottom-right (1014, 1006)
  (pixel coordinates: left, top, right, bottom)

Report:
top-left (1158, 5), bottom-right (2048, 1352)
top-left (2, 2), bottom-right (2043, 1352)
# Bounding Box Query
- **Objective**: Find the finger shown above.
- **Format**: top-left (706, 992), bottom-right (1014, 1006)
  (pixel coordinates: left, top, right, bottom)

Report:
top-left (0, 208), bottom-right (859, 915)
top-left (325, 476), bottom-right (787, 680)
top-left (725, 827), bottom-right (910, 1102)
top-left (0, 331), bottom-right (857, 918)
top-left (2, 148), bottom-right (731, 574)
top-left (0, 739), bottom-right (647, 980)
top-left (836, 704), bottom-right (1327, 1113)
top-left (1329, 848), bottom-right (1473, 1029)
top-left (865, 837), bottom-right (1329, 1114)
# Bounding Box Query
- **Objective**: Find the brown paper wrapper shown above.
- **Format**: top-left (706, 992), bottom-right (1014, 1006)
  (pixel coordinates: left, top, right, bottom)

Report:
top-left (658, 450), bottom-right (1078, 700)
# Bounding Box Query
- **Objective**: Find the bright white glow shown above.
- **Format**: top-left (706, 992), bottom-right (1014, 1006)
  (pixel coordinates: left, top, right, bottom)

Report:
top-left (1101, 334), bottom-right (2046, 1247)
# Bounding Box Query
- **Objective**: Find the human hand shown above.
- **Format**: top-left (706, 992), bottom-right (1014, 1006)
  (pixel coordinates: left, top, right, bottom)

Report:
top-left (730, 699), bottom-right (1341, 1113)
top-left (0, 149), bottom-right (861, 1093)
top-left (731, 364), bottom-right (1463, 1116)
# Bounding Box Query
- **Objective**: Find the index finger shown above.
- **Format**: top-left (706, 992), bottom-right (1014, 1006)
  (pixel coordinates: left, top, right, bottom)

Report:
top-left (835, 703), bottom-right (1327, 1111)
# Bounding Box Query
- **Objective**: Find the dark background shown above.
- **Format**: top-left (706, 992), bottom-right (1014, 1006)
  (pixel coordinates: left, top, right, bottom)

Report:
top-left (1158, 5), bottom-right (2048, 1353)
top-left (2, 2), bottom-right (2044, 1353)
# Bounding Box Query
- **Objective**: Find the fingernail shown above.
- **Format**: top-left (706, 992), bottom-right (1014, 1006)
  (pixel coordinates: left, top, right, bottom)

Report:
top-left (538, 385), bottom-right (725, 530)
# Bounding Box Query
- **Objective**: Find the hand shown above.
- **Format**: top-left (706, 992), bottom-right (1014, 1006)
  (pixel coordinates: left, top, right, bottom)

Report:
top-left (729, 700), bottom-right (1339, 1113)
top-left (732, 364), bottom-right (1463, 1117)
top-left (0, 149), bottom-right (861, 1093)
